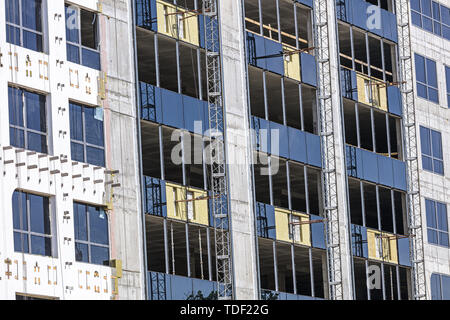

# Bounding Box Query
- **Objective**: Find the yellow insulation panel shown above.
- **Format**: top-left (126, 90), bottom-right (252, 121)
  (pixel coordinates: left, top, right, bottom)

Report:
top-left (283, 46), bottom-right (301, 82)
top-left (166, 183), bottom-right (209, 225)
top-left (156, 0), bottom-right (199, 46)
top-left (275, 208), bottom-right (311, 246)
top-left (166, 183), bottom-right (187, 221)
top-left (356, 73), bottom-right (387, 111)
top-left (367, 229), bottom-right (398, 264)
top-left (188, 187), bottom-right (209, 226)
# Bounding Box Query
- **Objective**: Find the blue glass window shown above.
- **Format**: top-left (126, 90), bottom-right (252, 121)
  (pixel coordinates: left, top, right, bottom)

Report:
top-left (426, 199), bottom-right (449, 247)
top-left (73, 202), bottom-right (109, 266)
top-left (411, 0), bottom-right (450, 40)
top-left (12, 190), bottom-right (52, 256)
top-left (431, 273), bottom-right (450, 299)
top-left (69, 102), bottom-right (105, 167)
top-left (8, 86), bottom-right (47, 154)
top-left (415, 54), bottom-right (439, 103)
top-left (5, 0), bottom-right (43, 52)
top-left (446, 66), bottom-right (450, 108)
top-left (65, 4), bottom-right (101, 70)
top-left (420, 126), bottom-right (444, 175)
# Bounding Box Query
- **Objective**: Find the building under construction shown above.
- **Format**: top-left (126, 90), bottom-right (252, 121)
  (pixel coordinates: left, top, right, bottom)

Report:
top-left (0, 0), bottom-right (449, 300)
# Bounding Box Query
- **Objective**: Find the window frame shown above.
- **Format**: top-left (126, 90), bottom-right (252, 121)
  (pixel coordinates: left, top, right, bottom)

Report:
top-left (8, 86), bottom-right (48, 154)
top-left (69, 101), bottom-right (105, 167)
top-left (65, 3), bottom-right (101, 70)
top-left (411, 0), bottom-right (450, 40)
top-left (420, 126), bottom-right (444, 175)
top-left (12, 190), bottom-right (53, 257)
top-left (5, 0), bottom-right (45, 52)
top-left (73, 202), bottom-right (110, 266)
top-left (415, 53), bottom-right (439, 104)
top-left (445, 65), bottom-right (450, 108)
top-left (425, 198), bottom-right (449, 247)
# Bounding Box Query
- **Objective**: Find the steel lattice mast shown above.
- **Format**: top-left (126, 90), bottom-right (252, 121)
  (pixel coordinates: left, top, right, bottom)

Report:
top-left (395, 0), bottom-right (426, 300)
top-left (313, 0), bottom-right (343, 300)
top-left (202, 0), bottom-right (232, 300)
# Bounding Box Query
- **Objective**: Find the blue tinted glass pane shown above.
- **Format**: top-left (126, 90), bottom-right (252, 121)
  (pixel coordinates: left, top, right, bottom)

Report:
top-left (31, 235), bottom-right (51, 256)
top-left (428, 88), bottom-right (439, 103)
top-left (6, 0), bottom-right (20, 24)
top-left (426, 199), bottom-right (437, 228)
top-left (436, 203), bottom-right (448, 231)
top-left (442, 275), bottom-right (450, 299)
top-left (9, 86), bottom-right (24, 126)
top-left (411, 11), bottom-right (422, 27)
top-left (74, 203), bottom-right (88, 241)
top-left (432, 2), bottom-right (440, 19)
top-left (10, 128), bottom-right (25, 149)
top-left (6, 24), bottom-right (21, 45)
top-left (81, 48), bottom-right (100, 70)
top-left (71, 142), bottom-right (85, 163)
top-left (411, 0), bottom-right (421, 11)
top-left (25, 91), bottom-right (46, 132)
top-left (84, 107), bottom-right (104, 146)
top-left (65, 5), bottom-right (79, 43)
top-left (14, 232), bottom-right (29, 253)
top-left (420, 127), bottom-right (431, 155)
top-left (75, 242), bottom-right (88, 262)
top-left (430, 274), bottom-right (442, 299)
top-left (443, 6), bottom-right (450, 25)
top-left (444, 25), bottom-right (450, 40)
top-left (415, 54), bottom-right (426, 83)
top-left (439, 232), bottom-right (449, 247)
top-left (12, 191), bottom-right (27, 230)
top-left (89, 206), bottom-right (108, 245)
top-left (67, 44), bottom-right (80, 64)
top-left (426, 59), bottom-right (438, 87)
top-left (423, 17), bottom-right (433, 31)
top-left (69, 103), bottom-right (83, 141)
top-left (428, 229), bottom-right (438, 244)
top-left (422, 155), bottom-right (433, 171)
top-left (27, 132), bottom-right (47, 153)
top-left (433, 159), bottom-right (444, 175)
top-left (434, 21), bottom-right (441, 35)
top-left (422, 0), bottom-right (432, 16)
top-left (431, 130), bottom-right (442, 159)
top-left (86, 146), bottom-right (105, 167)
top-left (29, 194), bottom-right (50, 235)
top-left (90, 245), bottom-right (109, 266)
top-left (417, 83), bottom-right (428, 99)
top-left (22, 0), bottom-right (42, 31)
top-left (23, 30), bottom-right (43, 52)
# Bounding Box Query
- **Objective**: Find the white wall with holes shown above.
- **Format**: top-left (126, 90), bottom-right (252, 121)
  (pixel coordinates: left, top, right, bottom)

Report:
top-left (0, 0), bottom-right (120, 300)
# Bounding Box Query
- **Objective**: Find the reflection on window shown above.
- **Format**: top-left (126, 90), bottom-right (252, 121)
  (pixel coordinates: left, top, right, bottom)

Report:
top-left (420, 126), bottom-right (444, 175)
top-left (65, 4), bottom-right (100, 70)
top-left (74, 202), bottom-right (110, 265)
top-left (5, 0), bottom-right (44, 52)
top-left (69, 102), bottom-right (105, 167)
top-left (12, 190), bottom-right (52, 257)
top-left (8, 86), bottom-right (48, 154)
top-left (425, 199), bottom-right (449, 247)
top-left (414, 53), bottom-right (439, 103)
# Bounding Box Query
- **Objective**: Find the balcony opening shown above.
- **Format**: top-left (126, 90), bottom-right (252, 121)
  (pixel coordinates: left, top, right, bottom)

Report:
top-left (259, 238), bottom-right (276, 291)
top-left (311, 249), bottom-right (326, 298)
top-left (363, 183), bottom-right (378, 229)
top-left (344, 100), bottom-right (358, 146)
top-left (389, 115), bottom-right (401, 159)
top-left (184, 132), bottom-right (204, 189)
top-left (349, 178), bottom-right (363, 226)
top-left (276, 242), bottom-right (294, 293)
top-left (374, 110), bottom-right (388, 155)
top-left (338, 23), bottom-right (352, 69)
top-left (167, 220), bottom-right (188, 276)
top-left (394, 191), bottom-right (407, 235)
top-left (249, 67), bottom-right (266, 119)
top-left (379, 187), bottom-right (394, 233)
top-left (162, 127), bottom-right (184, 184)
top-left (368, 35), bottom-right (383, 80)
top-left (302, 86), bottom-right (318, 135)
top-left (137, 29), bottom-right (157, 86)
top-left (284, 79), bottom-right (302, 130)
top-left (353, 258), bottom-right (368, 300)
top-left (179, 42), bottom-right (201, 99)
top-left (368, 262), bottom-right (383, 300)
top-left (244, 0), bottom-right (261, 34)
top-left (294, 245), bottom-right (312, 296)
top-left (307, 167), bottom-right (321, 216)
top-left (399, 267), bottom-right (411, 300)
top-left (353, 29), bottom-right (368, 76)
top-left (358, 105), bottom-right (373, 151)
top-left (384, 264), bottom-right (399, 300)
top-left (188, 225), bottom-right (210, 280)
top-left (267, 72), bottom-right (284, 125)
top-left (141, 121), bottom-right (162, 178)
top-left (253, 152), bottom-right (271, 204)
top-left (158, 35), bottom-right (179, 93)
top-left (146, 215), bottom-right (166, 273)
top-left (271, 158), bottom-right (288, 209)
top-left (261, 0), bottom-right (278, 40)
top-left (289, 162), bottom-right (307, 213)
top-left (278, 0), bottom-right (296, 47)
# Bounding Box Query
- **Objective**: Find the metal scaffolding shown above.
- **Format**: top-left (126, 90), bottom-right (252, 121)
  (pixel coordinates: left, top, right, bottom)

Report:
top-left (395, 0), bottom-right (426, 300)
top-left (313, 0), bottom-right (343, 299)
top-left (202, 0), bottom-right (232, 300)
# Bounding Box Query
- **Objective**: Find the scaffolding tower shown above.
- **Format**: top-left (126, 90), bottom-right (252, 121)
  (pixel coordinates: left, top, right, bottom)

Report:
top-left (313, 0), bottom-right (343, 300)
top-left (202, 0), bottom-right (232, 300)
top-left (395, 0), bottom-right (427, 300)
